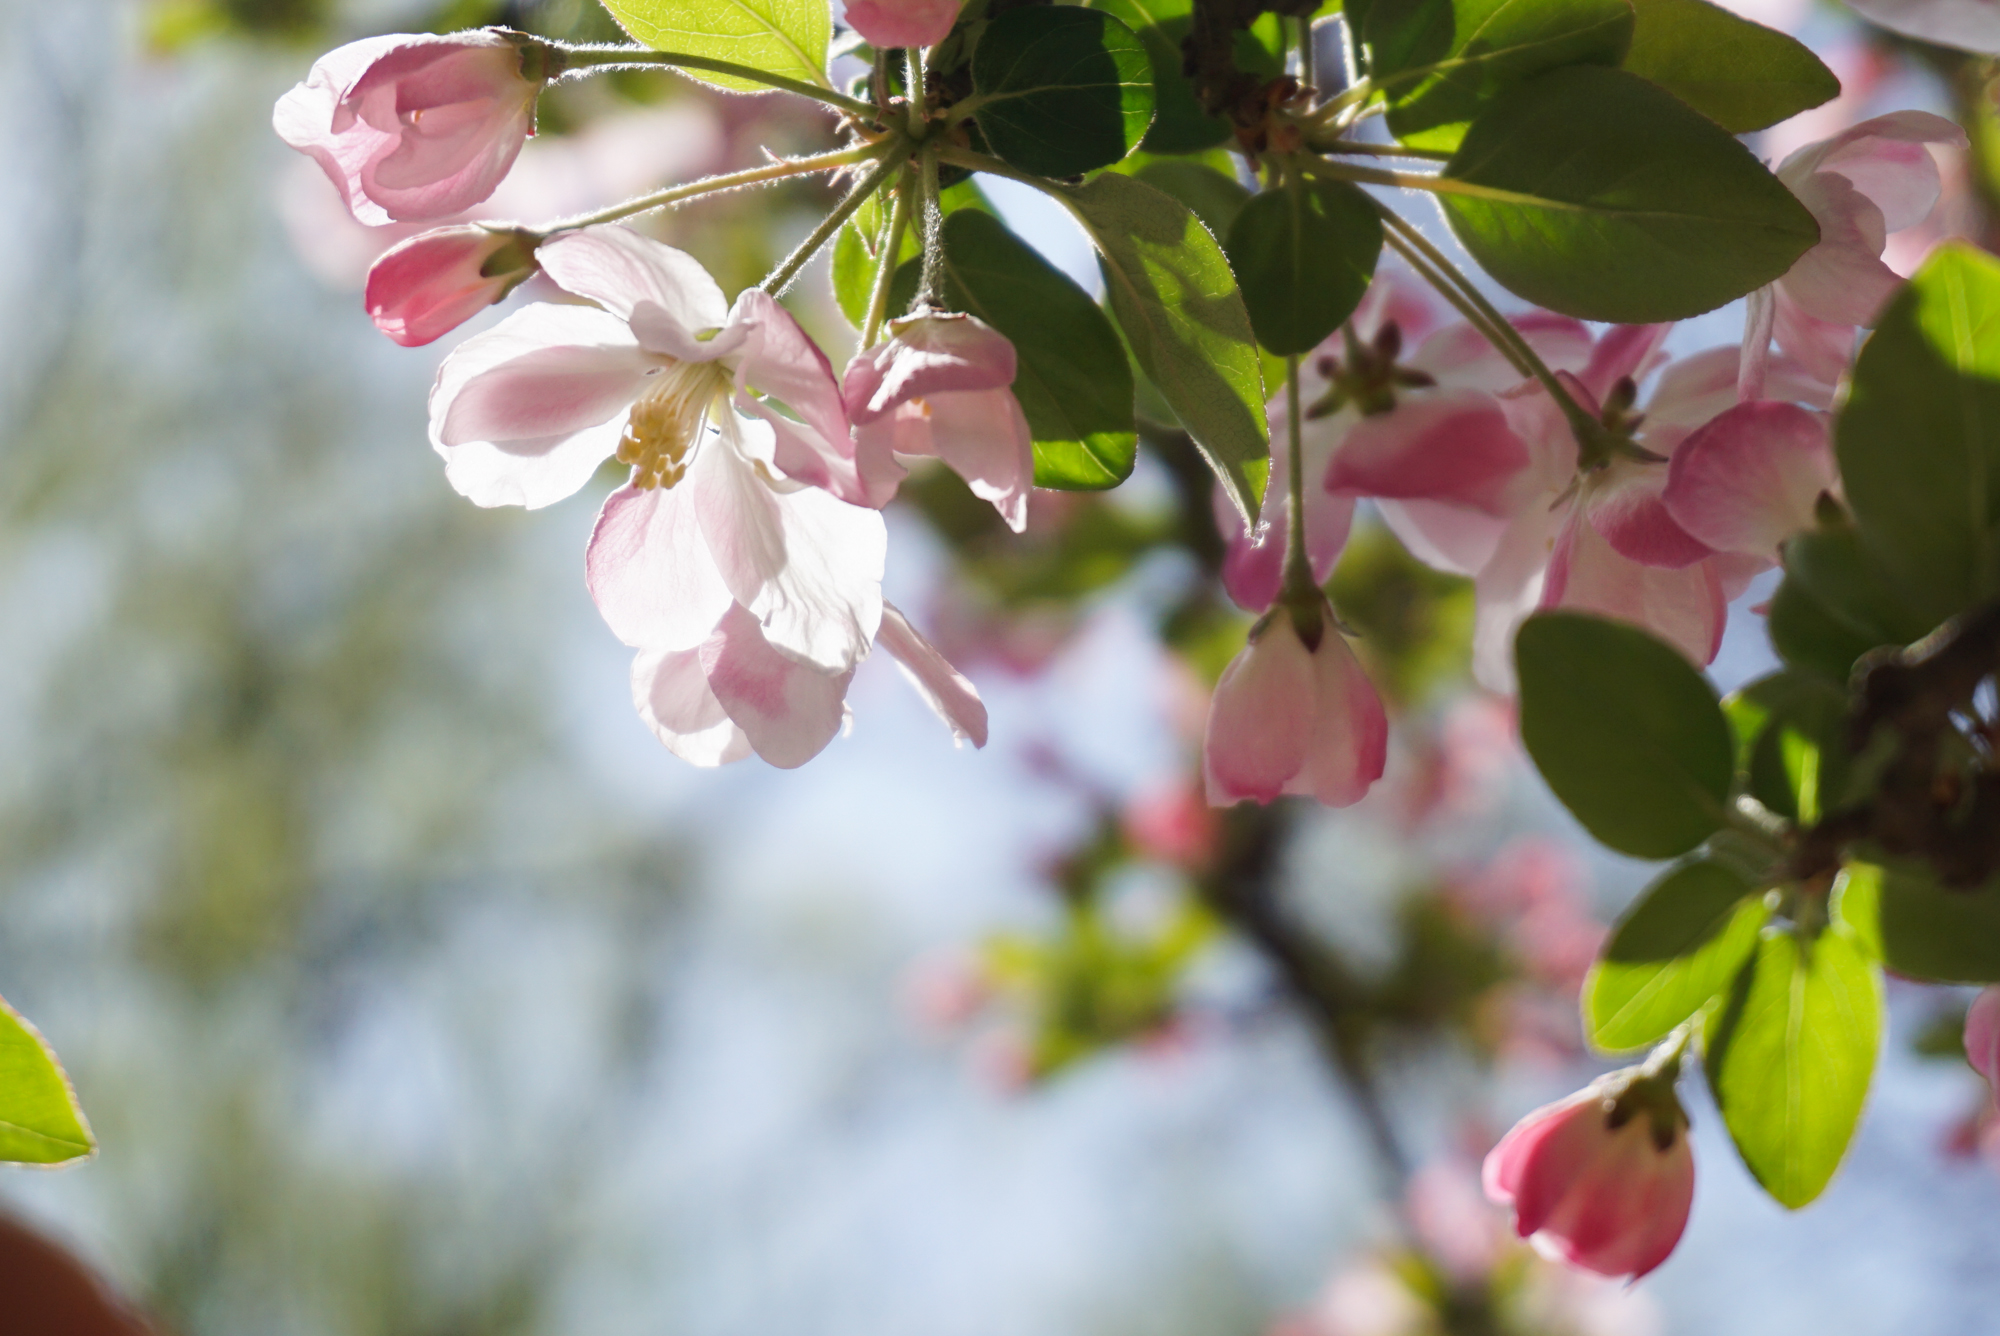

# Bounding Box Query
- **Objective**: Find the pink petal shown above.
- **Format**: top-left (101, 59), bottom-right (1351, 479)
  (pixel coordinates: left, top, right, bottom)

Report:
top-left (844, 312), bottom-right (1018, 424)
top-left (1529, 1117), bottom-right (1693, 1279)
top-left (700, 603), bottom-right (854, 769)
top-left (1376, 499), bottom-right (1506, 577)
top-left (1585, 464), bottom-right (1713, 568)
top-left (273, 36), bottom-right (409, 226)
top-left (433, 302), bottom-right (650, 445)
top-left (878, 603), bottom-right (988, 748)
top-left (585, 484), bottom-right (736, 650)
top-left (1204, 616), bottom-right (1315, 805)
top-left (731, 289), bottom-right (854, 468)
top-left (1664, 401), bottom-right (1836, 556)
top-left (1408, 313), bottom-right (1593, 392)
top-left (906, 388), bottom-right (1035, 533)
top-left (1503, 1094), bottom-right (1612, 1236)
top-left (1579, 324), bottom-right (1673, 402)
top-left (1483, 1088), bottom-right (1600, 1213)
top-left (739, 395), bottom-right (903, 508)
top-left (1219, 409), bottom-right (1354, 611)
top-left (535, 227), bottom-right (730, 353)
top-left (366, 224), bottom-right (532, 347)
top-left (1286, 632), bottom-right (1387, 807)
top-left (1329, 390), bottom-right (1530, 514)
top-left (1965, 986), bottom-right (2000, 1088)
top-left (1544, 511), bottom-right (1726, 666)
top-left (630, 644), bottom-right (752, 768)
top-left (1779, 172), bottom-right (1900, 327)
top-left (1470, 496), bottom-right (1568, 692)
top-left (843, 0), bottom-right (964, 49)
top-left (1773, 290), bottom-right (1859, 388)
top-left (1782, 110), bottom-right (1966, 233)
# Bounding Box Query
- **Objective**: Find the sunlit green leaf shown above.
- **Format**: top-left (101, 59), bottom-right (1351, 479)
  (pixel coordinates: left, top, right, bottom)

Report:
top-left (1515, 612), bottom-right (1734, 859)
top-left (1621, 0), bottom-right (1838, 132)
top-left (1723, 671), bottom-right (1850, 823)
top-left (0, 997), bottom-right (92, 1165)
top-left (1439, 65), bottom-right (1818, 321)
top-left (1586, 857), bottom-right (1765, 1052)
top-left (600, 0), bottom-right (831, 92)
top-left (1706, 922), bottom-right (1881, 1209)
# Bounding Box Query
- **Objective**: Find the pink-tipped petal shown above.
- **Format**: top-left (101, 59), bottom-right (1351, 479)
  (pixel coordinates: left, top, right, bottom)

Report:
top-left (740, 395), bottom-right (903, 508)
top-left (700, 603), bottom-right (854, 769)
top-left (1664, 401), bottom-right (1836, 556)
top-left (1773, 292), bottom-right (1859, 389)
top-left (1544, 511), bottom-right (1726, 666)
top-left (844, 0), bottom-right (965, 48)
top-left (1376, 499), bottom-right (1507, 578)
top-left (1966, 987), bottom-right (2000, 1088)
top-left (366, 224), bottom-right (535, 347)
top-left (1781, 111), bottom-right (1966, 232)
top-left (1409, 313), bottom-right (1592, 392)
top-left (630, 644), bottom-right (752, 768)
top-left (732, 289), bottom-right (854, 457)
top-left (844, 312), bottom-right (1018, 424)
top-left (1780, 172), bottom-right (1900, 327)
top-left (1204, 616), bottom-right (1316, 805)
top-left (1490, 1090), bottom-right (1606, 1228)
top-left (535, 226), bottom-right (730, 352)
top-left (878, 603), bottom-right (989, 748)
top-left (432, 302), bottom-right (649, 446)
top-left (1287, 631), bottom-right (1387, 808)
top-left (585, 484), bottom-right (735, 651)
top-left (1329, 390), bottom-right (1530, 514)
top-left (918, 388), bottom-right (1036, 533)
top-left (1585, 466), bottom-right (1714, 569)
top-left (1579, 324), bottom-right (1673, 401)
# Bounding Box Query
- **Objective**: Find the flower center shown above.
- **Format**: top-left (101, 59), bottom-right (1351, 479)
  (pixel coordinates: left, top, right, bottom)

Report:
top-left (618, 359), bottom-right (731, 490)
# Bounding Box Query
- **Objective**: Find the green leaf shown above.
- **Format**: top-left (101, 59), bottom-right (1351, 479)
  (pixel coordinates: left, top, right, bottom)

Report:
top-left (1132, 160), bottom-right (1252, 242)
top-left (1837, 243), bottom-right (2000, 625)
top-left (1366, 0), bottom-right (1633, 152)
top-left (0, 997), bottom-right (92, 1165)
top-left (972, 7), bottom-right (1156, 178)
top-left (1515, 612), bottom-right (1735, 859)
top-left (1765, 570), bottom-right (1886, 685)
top-left (1225, 180), bottom-right (1383, 356)
top-left (1052, 171), bottom-right (1270, 521)
top-left (600, 0), bottom-right (831, 93)
top-left (832, 179), bottom-right (987, 330)
top-left (1438, 65), bottom-right (1819, 322)
top-left (1783, 522), bottom-right (1945, 649)
top-left (1723, 670), bottom-right (1851, 823)
top-left (937, 210), bottom-right (1138, 490)
top-left (1706, 922), bottom-right (1882, 1209)
top-left (1621, 0), bottom-right (1838, 132)
top-left (1856, 862), bottom-right (2000, 983)
top-left (1586, 856), bottom-right (1768, 1052)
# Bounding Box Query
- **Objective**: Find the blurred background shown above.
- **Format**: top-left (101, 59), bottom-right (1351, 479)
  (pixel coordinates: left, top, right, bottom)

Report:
top-left (0, 0), bottom-right (1997, 1332)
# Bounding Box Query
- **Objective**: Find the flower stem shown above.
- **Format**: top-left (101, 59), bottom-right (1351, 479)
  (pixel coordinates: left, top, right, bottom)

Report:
top-left (539, 144), bottom-right (882, 235)
top-left (1305, 137), bottom-right (1452, 162)
top-left (915, 143), bottom-right (947, 308)
top-left (1280, 354), bottom-right (1314, 603)
top-left (759, 149), bottom-right (908, 296)
top-left (554, 45), bottom-right (876, 119)
top-left (1376, 228), bottom-right (1533, 380)
top-left (860, 167), bottom-right (916, 348)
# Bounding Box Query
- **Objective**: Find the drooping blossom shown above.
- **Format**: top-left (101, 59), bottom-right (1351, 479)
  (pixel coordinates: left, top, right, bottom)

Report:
top-left (365, 224), bottom-right (540, 346)
top-left (1744, 111), bottom-right (1967, 390)
top-left (1662, 400), bottom-right (1838, 559)
top-left (1482, 1072), bottom-right (1694, 1280)
top-left (275, 30), bottom-right (555, 226)
top-left (429, 225), bottom-right (884, 684)
top-left (1967, 987), bottom-right (2000, 1088)
top-left (844, 311), bottom-right (1035, 531)
top-left (844, 0), bottom-right (965, 49)
top-left (1203, 603), bottom-right (1387, 808)
top-left (628, 599), bottom-right (986, 768)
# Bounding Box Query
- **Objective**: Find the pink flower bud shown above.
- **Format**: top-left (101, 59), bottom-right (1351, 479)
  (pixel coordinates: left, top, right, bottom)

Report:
top-left (844, 0), bottom-right (965, 50)
top-left (274, 30), bottom-right (553, 226)
top-left (1482, 1074), bottom-right (1694, 1280)
top-left (365, 225), bottom-right (539, 347)
top-left (1966, 987), bottom-right (2000, 1088)
top-left (1203, 607), bottom-right (1387, 809)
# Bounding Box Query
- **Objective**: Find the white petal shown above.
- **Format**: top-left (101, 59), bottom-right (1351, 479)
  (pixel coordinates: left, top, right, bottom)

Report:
top-left (536, 227), bottom-right (728, 337)
top-left (878, 603), bottom-right (988, 748)
top-left (701, 603), bottom-right (853, 768)
top-left (586, 483), bottom-right (735, 650)
top-left (630, 644), bottom-right (752, 767)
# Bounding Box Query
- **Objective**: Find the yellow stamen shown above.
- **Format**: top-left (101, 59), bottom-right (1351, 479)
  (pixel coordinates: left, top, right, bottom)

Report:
top-left (617, 359), bottom-right (730, 490)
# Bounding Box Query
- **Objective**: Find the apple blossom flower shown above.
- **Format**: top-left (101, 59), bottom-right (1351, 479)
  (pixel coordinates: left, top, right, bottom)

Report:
top-left (630, 600), bottom-right (986, 767)
top-left (1203, 602), bottom-right (1387, 808)
top-left (429, 225), bottom-right (884, 676)
top-left (1743, 111), bottom-right (1968, 389)
top-left (275, 29), bottom-right (556, 226)
top-left (1482, 1069), bottom-right (1694, 1280)
top-left (1662, 400), bottom-right (1838, 558)
top-left (844, 311), bottom-right (1035, 531)
top-left (365, 224), bottom-right (539, 346)
top-left (845, 0), bottom-right (965, 49)
top-left (1967, 987), bottom-right (2000, 1088)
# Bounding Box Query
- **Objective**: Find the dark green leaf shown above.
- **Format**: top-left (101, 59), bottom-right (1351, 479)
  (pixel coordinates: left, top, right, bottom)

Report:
top-left (1837, 243), bottom-right (2000, 625)
top-left (0, 997), bottom-right (92, 1165)
top-left (937, 210), bottom-right (1139, 490)
top-left (1621, 0), bottom-right (1838, 132)
top-left (1439, 65), bottom-right (1819, 321)
top-left (1706, 922), bottom-right (1881, 1209)
top-left (1053, 172), bottom-right (1270, 521)
top-left (972, 7), bottom-right (1156, 178)
top-left (1723, 670), bottom-right (1851, 823)
top-left (1515, 612), bottom-right (1734, 858)
top-left (1859, 862), bottom-right (2000, 983)
top-left (1366, 0), bottom-right (1633, 152)
top-left (1783, 523), bottom-right (1944, 649)
top-left (1765, 570), bottom-right (1887, 685)
top-left (600, 0), bottom-right (831, 92)
top-left (1225, 179), bottom-right (1383, 355)
top-left (1586, 856), bottom-right (1767, 1052)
